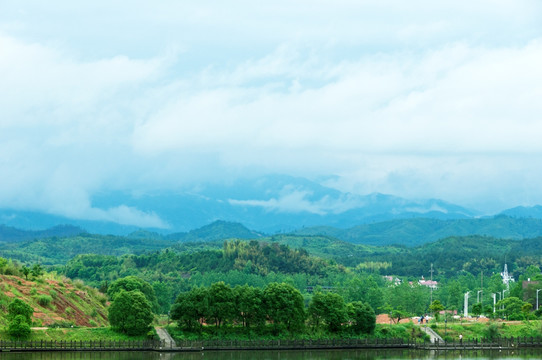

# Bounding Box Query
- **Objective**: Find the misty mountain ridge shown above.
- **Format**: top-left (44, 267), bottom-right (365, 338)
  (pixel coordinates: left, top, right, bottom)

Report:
top-left (0, 174), bottom-right (540, 236)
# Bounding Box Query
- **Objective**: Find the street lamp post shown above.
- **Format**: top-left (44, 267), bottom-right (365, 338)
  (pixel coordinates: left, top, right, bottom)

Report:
top-left (492, 293), bottom-right (496, 313)
top-left (537, 289), bottom-right (542, 310)
top-left (464, 291), bottom-right (470, 318)
top-left (477, 290), bottom-right (483, 303)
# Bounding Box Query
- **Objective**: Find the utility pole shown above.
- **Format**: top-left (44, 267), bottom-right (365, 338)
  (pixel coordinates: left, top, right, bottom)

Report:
top-left (492, 293), bottom-right (496, 313)
top-left (481, 270), bottom-right (483, 308)
top-left (430, 263), bottom-right (434, 304)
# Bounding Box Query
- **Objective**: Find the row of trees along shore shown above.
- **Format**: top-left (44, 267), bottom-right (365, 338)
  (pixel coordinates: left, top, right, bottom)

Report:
top-left (170, 281), bottom-right (376, 336)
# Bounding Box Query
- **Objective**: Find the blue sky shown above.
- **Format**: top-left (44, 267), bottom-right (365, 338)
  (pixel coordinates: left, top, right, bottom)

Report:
top-left (1, 1), bottom-right (542, 223)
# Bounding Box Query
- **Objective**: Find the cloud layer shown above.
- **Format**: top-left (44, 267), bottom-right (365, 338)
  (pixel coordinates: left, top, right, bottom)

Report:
top-left (1, 1), bottom-right (542, 224)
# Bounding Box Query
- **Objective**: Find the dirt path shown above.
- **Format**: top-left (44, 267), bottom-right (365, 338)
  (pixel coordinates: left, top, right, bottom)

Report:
top-left (155, 327), bottom-right (176, 348)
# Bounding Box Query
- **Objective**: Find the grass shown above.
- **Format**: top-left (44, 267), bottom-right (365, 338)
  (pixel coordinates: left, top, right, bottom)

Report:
top-left (0, 274), bottom-right (109, 328)
top-left (0, 327), bottom-right (152, 341)
top-left (166, 322), bottom-right (428, 341)
top-left (431, 320), bottom-right (542, 341)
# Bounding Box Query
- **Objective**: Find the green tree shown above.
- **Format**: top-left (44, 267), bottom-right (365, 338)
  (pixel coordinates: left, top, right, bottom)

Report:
top-left (8, 299), bottom-right (33, 324)
top-left (429, 300), bottom-right (445, 321)
top-left (206, 281), bottom-right (235, 328)
top-left (171, 286), bottom-right (208, 331)
top-left (263, 282), bottom-right (305, 334)
top-left (108, 290), bottom-right (154, 335)
top-left (497, 297), bottom-right (527, 320)
top-left (31, 263), bottom-right (43, 277)
top-left (21, 266), bottom-right (30, 280)
top-left (445, 280), bottom-right (464, 311)
top-left (308, 292), bottom-right (347, 333)
top-left (522, 303), bottom-right (533, 318)
top-left (384, 281), bottom-right (429, 316)
top-left (7, 315), bottom-right (31, 339)
top-left (472, 303), bottom-right (483, 317)
top-left (348, 301), bottom-right (376, 334)
top-left (152, 281), bottom-right (173, 314)
top-left (108, 276), bottom-right (159, 312)
top-left (233, 285), bottom-right (265, 330)
top-left (342, 275), bottom-right (384, 312)
top-left (380, 303), bottom-right (408, 324)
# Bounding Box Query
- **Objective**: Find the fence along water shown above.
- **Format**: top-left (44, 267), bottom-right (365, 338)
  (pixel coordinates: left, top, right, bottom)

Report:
top-left (1, 337), bottom-right (542, 352)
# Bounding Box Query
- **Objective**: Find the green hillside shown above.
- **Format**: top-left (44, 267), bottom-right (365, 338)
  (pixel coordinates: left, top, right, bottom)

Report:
top-left (0, 260), bottom-right (108, 328)
top-left (166, 220), bottom-right (264, 242)
top-left (0, 233), bottom-right (176, 264)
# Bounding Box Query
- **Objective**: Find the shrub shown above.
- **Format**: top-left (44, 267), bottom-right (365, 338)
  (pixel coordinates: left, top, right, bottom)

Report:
top-left (50, 290), bottom-right (58, 299)
top-left (97, 293), bottom-right (107, 306)
top-left (73, 279), bottom-right (85, 290)
top-left (8, 315), bottom-right (31, 339)
top-left (37, 295), bottom-right (52, 307)
top-left (66, 307), bottom-right (75, 316)
top-left (90, 308), bottom-right (98, 318)
top-left (8, 299), bottom-right (33, 324)
top-left (50, 320), bottom-right (74, 328)
top-left (484, 323), bottom-right (500, 341)
top-left (30, 287), bottom-right (37, 295)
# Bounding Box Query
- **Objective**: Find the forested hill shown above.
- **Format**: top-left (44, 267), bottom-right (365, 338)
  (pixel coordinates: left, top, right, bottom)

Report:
top-left (0, 224), bottom-right (85, 243)
top-left (165, 220), bottom-right (263, 242)
top-left (0, 233), bottom-right (176, 264)
top-left (292, 215), bottom-right (542, 246)
top-left (266, 234), bottom-right (542, 279)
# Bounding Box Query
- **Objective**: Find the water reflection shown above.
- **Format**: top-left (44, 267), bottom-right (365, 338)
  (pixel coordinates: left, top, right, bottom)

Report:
top-left (1, 349), bottom-right (542, 360)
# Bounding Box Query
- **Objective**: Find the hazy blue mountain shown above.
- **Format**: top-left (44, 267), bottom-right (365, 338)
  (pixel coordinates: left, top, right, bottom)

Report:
top-left (86, 175), bottom-right (478, 233)
top-left (293, 215), bottom-right (542, 247)
top-left (0, 224), bottom-right (85, 243)
top-left (499, 205), bottom-right (542, 218)
top-left (0, 174), bottom-right (480, 234)
top-left (0, 209), bottom-right (147, 235)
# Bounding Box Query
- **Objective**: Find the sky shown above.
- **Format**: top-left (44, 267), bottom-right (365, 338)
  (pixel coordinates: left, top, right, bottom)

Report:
top-left (1, 0), bottom-right (542, 224)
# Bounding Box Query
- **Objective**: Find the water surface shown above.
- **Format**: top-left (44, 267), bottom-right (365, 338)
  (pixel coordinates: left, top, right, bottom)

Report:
top-left (1, 349), bottom-right (542, 360)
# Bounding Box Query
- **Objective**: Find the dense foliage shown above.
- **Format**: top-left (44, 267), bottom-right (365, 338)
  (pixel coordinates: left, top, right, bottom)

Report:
top-left (108, 290), bottom-right (154, 336)
top-left (107, 276), bottom-right (159, 312)
top-left (171, 282), bottom-right (376, 336)
top-left (7, 299), bottom-right (33, 339)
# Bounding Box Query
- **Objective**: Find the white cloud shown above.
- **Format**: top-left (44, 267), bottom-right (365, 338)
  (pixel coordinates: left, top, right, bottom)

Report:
top-left (84, 206), bottom-right (168, 229)
top-left (2, 1), bottom-right (542, 222)
top-left (228, 189), bottom-right (363, 215)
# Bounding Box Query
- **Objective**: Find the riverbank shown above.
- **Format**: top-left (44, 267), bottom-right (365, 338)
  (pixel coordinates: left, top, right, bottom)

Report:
top-left (2, 336), bottom-right (542, 353)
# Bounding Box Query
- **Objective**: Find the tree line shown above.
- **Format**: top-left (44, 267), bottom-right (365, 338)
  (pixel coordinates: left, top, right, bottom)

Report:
top-left (170, 281), bottom-right (376, 336)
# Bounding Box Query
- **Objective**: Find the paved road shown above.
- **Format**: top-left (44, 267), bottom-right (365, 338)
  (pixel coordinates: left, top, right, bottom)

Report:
top-left (155, 327), bottom-right (176, 348)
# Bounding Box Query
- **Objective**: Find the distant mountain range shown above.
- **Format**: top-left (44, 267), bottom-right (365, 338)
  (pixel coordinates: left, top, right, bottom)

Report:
top-left (293, 215), bottom-right (542, 246)
top-left (1, 174), bottom-right (542, 238)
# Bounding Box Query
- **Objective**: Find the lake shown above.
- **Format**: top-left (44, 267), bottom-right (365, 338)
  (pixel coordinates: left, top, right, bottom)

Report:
top-left (1, 349), bottom-right (542, 360)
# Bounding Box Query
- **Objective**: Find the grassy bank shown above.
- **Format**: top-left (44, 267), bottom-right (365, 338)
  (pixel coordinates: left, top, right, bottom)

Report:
top-left (430, 320), bottom-right (542, 341)
top-left (166, 322), bottom-right (429, 341)
top-left (0, 327), bottom-right (156, 341)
